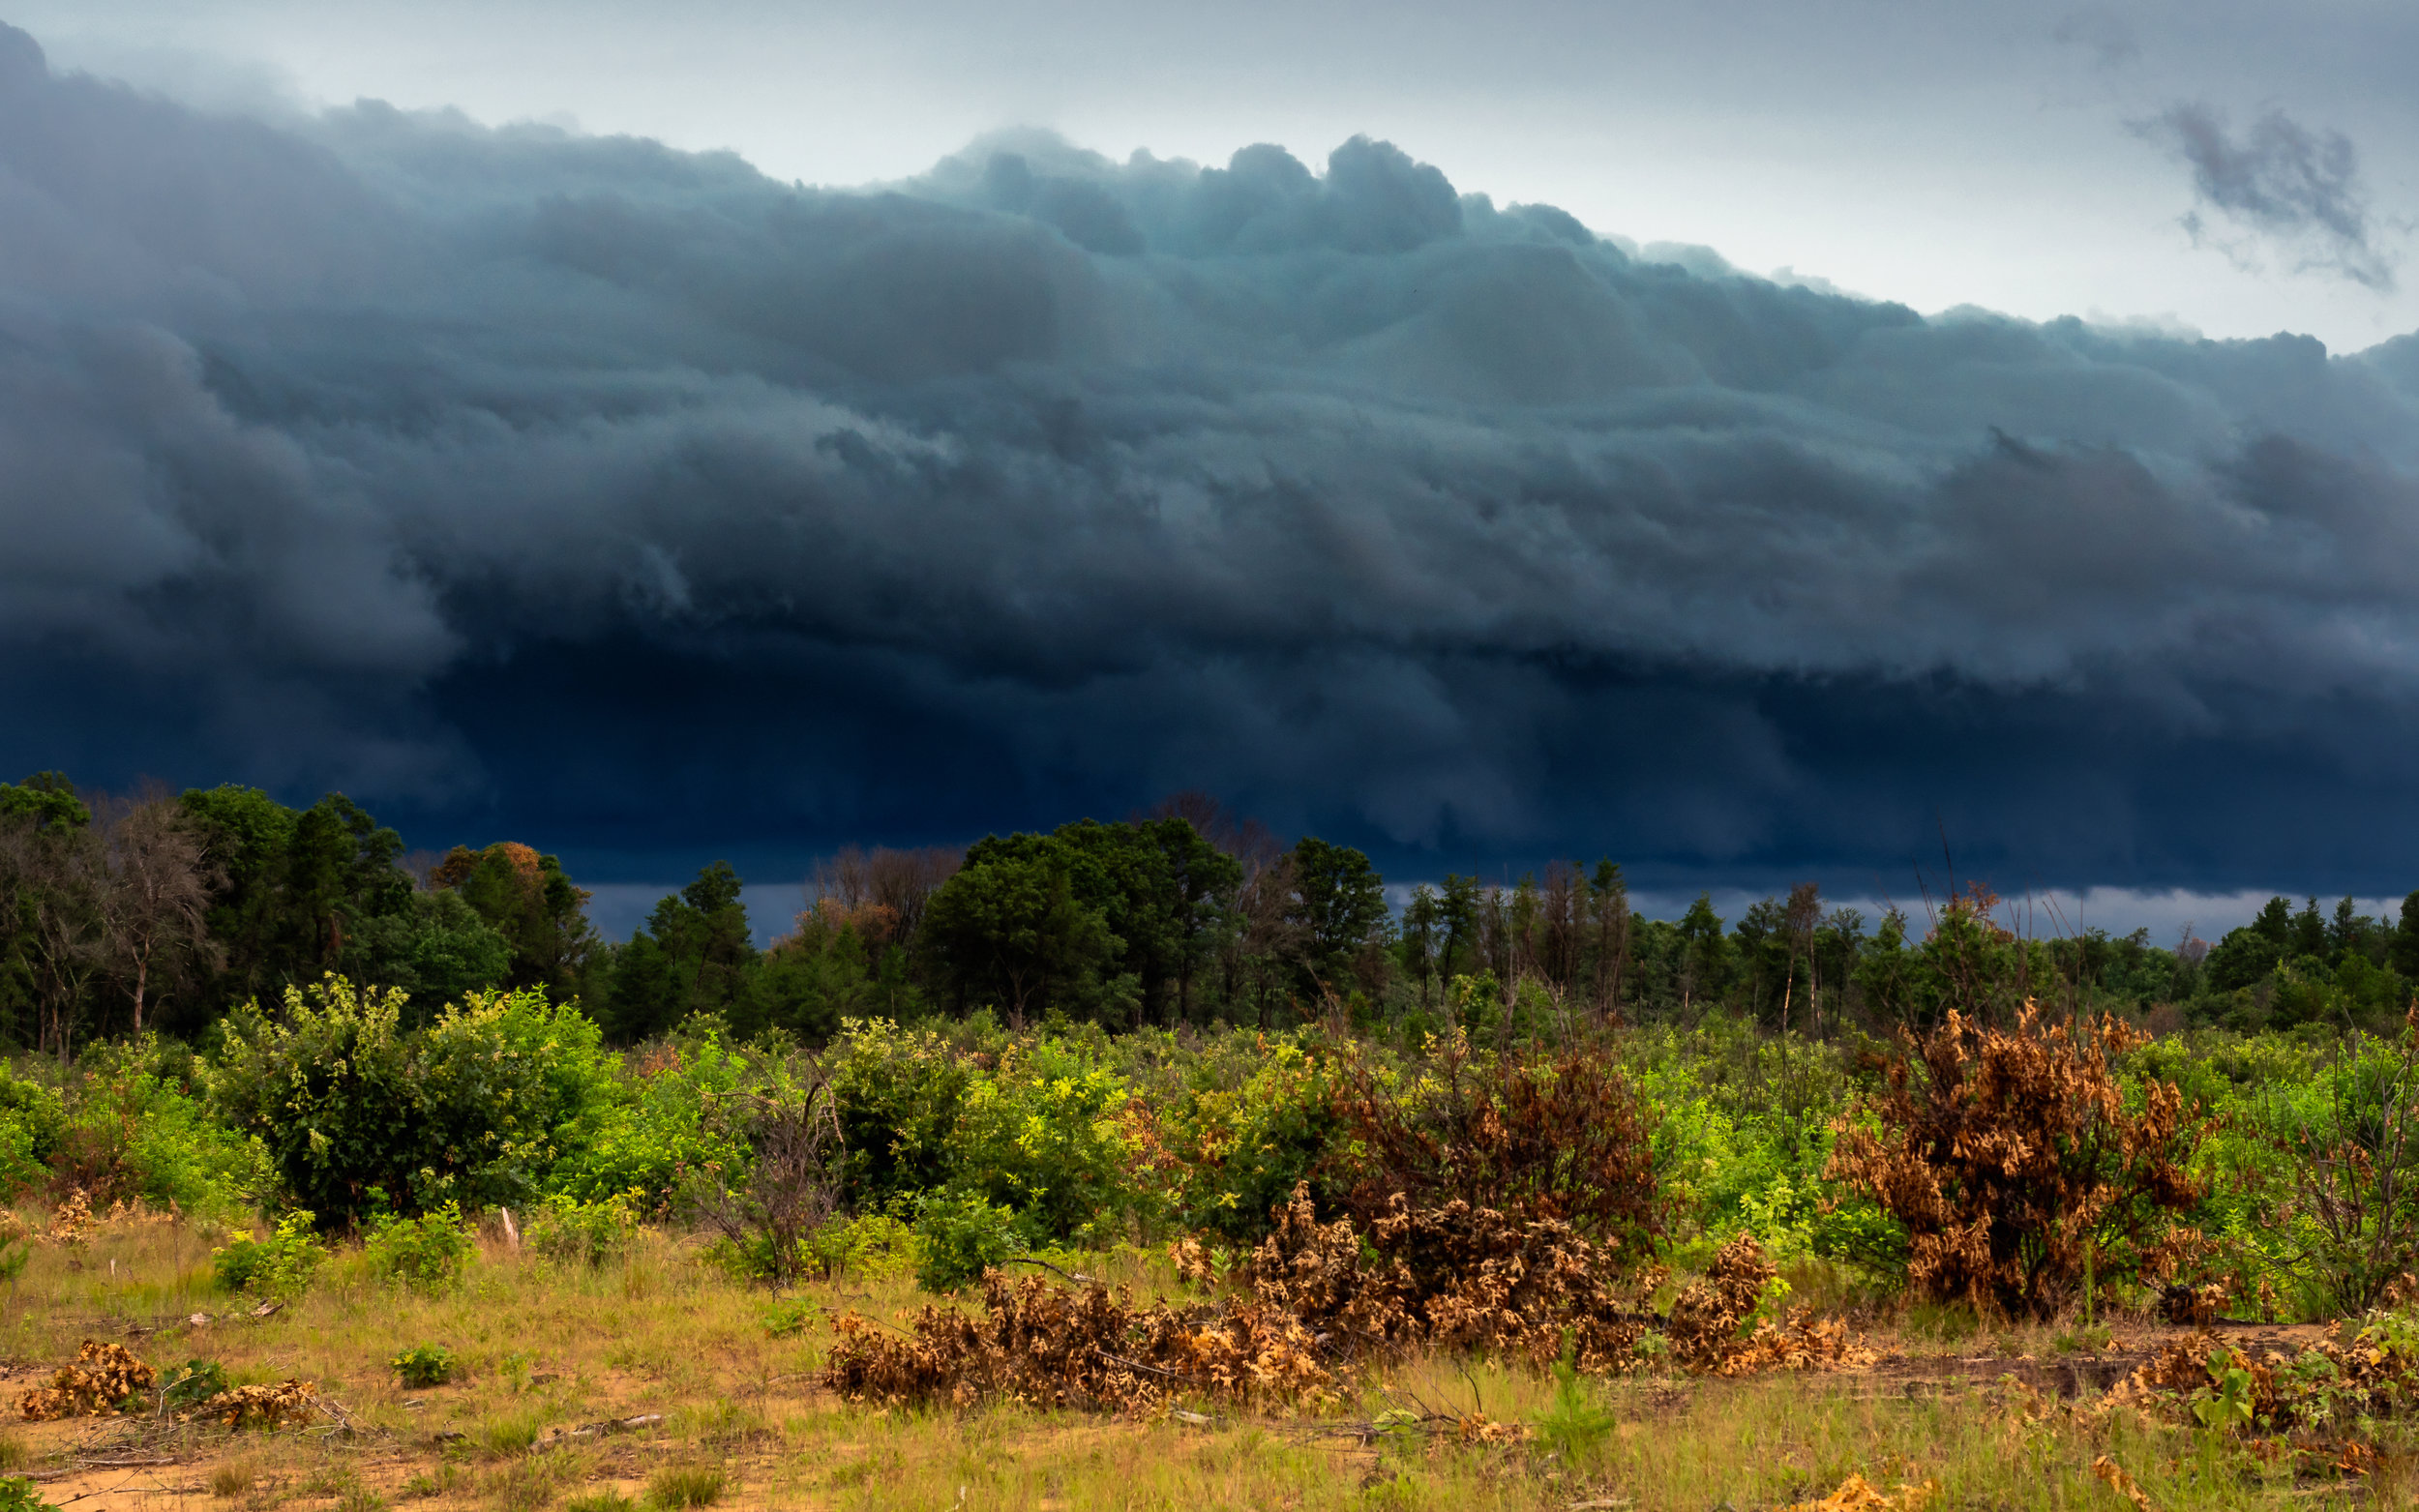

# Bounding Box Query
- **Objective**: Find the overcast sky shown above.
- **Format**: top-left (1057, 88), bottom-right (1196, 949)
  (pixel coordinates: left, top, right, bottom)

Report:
top-left (7, 4), bottom-right (2419, 943)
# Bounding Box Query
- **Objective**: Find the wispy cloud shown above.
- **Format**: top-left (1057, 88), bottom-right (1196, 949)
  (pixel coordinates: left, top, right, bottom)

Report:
top-left (2051, 10), bottom-right (2141, 73)
top-left (2138, 102), bottom-right (2397, 290)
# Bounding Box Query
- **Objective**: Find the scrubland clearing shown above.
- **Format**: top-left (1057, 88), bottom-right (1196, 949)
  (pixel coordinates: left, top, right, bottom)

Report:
top-left (0, 1212), bottom-right (2412, 1512)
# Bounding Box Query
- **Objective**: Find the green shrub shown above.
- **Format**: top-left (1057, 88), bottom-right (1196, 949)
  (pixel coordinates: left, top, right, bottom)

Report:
top-left (1158, 1032), bottom-right (1343, 1243)
top-left (158, 1358), bottom-right (229, 1412)
top-left (525, 1192), bottom-right (641, 1267)
top-left (0, 1068), bottom-right (65, 1201)
top-left (945, 1035), bottom-right (1147, 1245)
top-left (760, 1299), bottom-right (817, 1337)
top-left (0, 1476), bottom-right (53, 1512)
top-left (363, 1203), bottom-right (474, 1291)
top-left (825, 1019), bottom-right (1152, 1248)
top-left (1534, 1335), bottom-right (1616, 1463)
top-left (913, 1189), bottom-right (1022, 1292)
top-left (389, 1344), bottom-right (455, 1388)
top-left (211, 979), bottom-right (616, 1228)
top-left (802, 1213), bottom-right (918, 1281)
top-left (45, 1038), bottom-right (266, 1219)
top-left (823, 1019), bottom-right (977, 1211)
top-left (545, 1026), bottom-right (756, 1211)
top-left (212, 1211), bottom-right (326, 1298)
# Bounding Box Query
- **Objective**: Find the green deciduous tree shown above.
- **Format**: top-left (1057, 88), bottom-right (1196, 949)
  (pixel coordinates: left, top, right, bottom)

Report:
top-left (921, 837), bottom-right (1122, 1025)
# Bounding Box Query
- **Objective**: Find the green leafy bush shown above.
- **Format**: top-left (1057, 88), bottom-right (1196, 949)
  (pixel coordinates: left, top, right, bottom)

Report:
top-left (545, 1027), bottom-right (755, 1210)
top-left (913, 1189), bottom-right (1022, 1292)
top-left (212, 979), bottom-right (616, 1226)
top-left (760, 1299), bottom-right (817, 1337)
top-left (1156, 1032), bottom-right (1343, 1243)
top-left (824, 1020), bottom-right (1150, 1248)
top-left (946, 1036), bottom-right (1148, 1245)
top-left (0, 1476), bottom-right (54, 1512)
top-left (212, 1211), bottom-right (327, 1298)
top-left (0, 1067), bottom-right (65, 1201)
top-left (389, 1344), bottom-right (455, 1388)
top-left (363, 1202), bottom-right (475, 1291)
top-left (158, 1358), bottom-right (229, 1412)
top-left (526, 1192), bottom-right (641, 1267)
top-left (823, 1019), bottom-right (976, 1212)
top-left (802, 1213), bottom-right (919, 1282)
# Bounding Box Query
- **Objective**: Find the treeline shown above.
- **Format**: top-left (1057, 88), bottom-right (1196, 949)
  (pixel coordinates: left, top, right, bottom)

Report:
top-left (5, 769), bottom-right (2415, 1052)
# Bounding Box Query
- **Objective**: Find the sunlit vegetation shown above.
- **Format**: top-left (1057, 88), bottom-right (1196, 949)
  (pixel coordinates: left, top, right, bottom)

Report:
top-left (11, 767), bottom-right (2419, 1505)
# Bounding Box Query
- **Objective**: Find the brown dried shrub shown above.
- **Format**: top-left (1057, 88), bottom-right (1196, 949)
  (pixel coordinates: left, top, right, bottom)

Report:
top-left (822, 1182), bottom-right (1668, 1410)
top-left (2101, 1322), bottom-right (2419, 1469)
top-left (1331, 1034), bottom-right (1662, 1256)
top-left (1827, 1000), bottom-right (2204, 1319)
top-left (19, 1340), bottom-right (155, 1420)
top-left (1665, 1233), bottom-right (1874, 1376)
top-left (822, 1270), bottom-right (1334, 1412)
top-left (183, 1381), bottom-right (318, 1431)
top-left (1286, 1189), bottom-right (1663, 1373)
top-left (1666, 1233), bottom-right (1777, 1371)
top-left (42, 1188), bottom-right (92, 1251)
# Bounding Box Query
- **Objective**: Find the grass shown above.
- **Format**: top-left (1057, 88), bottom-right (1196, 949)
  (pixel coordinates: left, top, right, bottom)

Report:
top-left (643, 1464), bottom-right (727, 1509)
top-left (0, 1207), bottom-right (2398, 1511)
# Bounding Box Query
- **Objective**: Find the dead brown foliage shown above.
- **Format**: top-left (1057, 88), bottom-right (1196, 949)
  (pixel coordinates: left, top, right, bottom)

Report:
top-left (823, 1182), bottom-right (1667, 1411)
top-left (1666, 1233), bottom-right (1776, 1371)
top-left (2102, 1322), bottom-right (2419, 1469)
top-left (19, 1340), bottom-right (155, 1420)
top-left (824, 1269), bottom-right (1334, 1411)
top-left (1784, 1474), bottom-right (1939, 1512)
top-left (183, 1381), bottom-right (318, 1430)
top-left (1331, 1034), bottom-right (1662, 1255)
top-left (1237, 1185), bottom-right (1666, 1374)
top-left (42, 1188), bottom-right (93, 1249)
top-left (1664, 1233), bottom-right (1875, 1376)
top-left (1828, 1000), bottom-right (2204, 1319)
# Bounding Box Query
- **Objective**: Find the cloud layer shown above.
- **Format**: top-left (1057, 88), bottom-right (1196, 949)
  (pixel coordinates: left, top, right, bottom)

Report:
top-left (9, 26), bottom-right (2419, 891)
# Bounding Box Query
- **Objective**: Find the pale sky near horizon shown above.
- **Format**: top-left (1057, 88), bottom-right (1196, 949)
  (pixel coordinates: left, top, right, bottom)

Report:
top-left (13, 0), bottom-right (2418, 352)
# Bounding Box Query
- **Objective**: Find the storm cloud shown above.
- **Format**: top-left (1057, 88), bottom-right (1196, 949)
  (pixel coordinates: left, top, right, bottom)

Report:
top-left (9, 23), bottom-right (2419, 893)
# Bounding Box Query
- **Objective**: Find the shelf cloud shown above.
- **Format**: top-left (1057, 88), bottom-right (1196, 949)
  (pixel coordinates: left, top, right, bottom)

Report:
top-left (9, 22), bottom-right (2419, 890)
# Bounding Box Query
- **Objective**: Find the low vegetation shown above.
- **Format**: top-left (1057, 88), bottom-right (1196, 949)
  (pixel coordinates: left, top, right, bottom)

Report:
top-left (14, 768), bottom-right (2419, 1502)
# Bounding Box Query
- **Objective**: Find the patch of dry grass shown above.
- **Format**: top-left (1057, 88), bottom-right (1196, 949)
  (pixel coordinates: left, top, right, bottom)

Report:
top-left (0, 1206), bottom-right (2397, 1512)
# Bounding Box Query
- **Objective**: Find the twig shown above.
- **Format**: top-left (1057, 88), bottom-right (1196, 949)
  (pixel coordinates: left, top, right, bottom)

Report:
top-left (1452, 1356), bottom-right (1484, 1416)
top-left (998, 1257), bottom-right (1097, 1286)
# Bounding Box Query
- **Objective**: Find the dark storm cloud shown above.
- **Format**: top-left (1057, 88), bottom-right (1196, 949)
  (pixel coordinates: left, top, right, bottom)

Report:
top-left (2139, 103), bottom-right (2397, 290)
top-left (9, 24), bottom-right (2419, 891)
